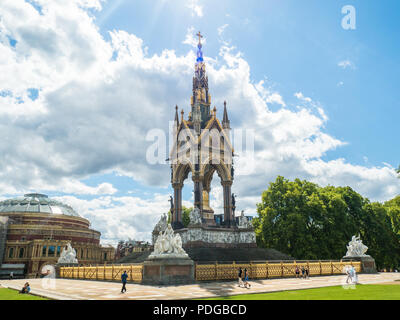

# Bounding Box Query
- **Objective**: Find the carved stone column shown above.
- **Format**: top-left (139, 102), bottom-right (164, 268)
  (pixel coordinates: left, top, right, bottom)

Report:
top-left (192, 175), bottom-right (203, 214)
top-left (172, 182), bottom-right (184, 229)
top-left (222, 180), bottom-right (233, 227)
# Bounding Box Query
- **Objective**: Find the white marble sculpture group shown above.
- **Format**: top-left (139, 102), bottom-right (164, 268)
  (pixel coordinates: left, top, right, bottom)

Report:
top-left (149, 224), bottom-right (189, 259)
top-left (152, 213), bottom-right (168, 244)
top-left (189, 207), bottom-right (202, 225)
top-left (345, 235), bottom-right (369, 257)
top-left (238, 210), bottom-right (252, 229)
top-left (57, 242), bottom-right (78, 264)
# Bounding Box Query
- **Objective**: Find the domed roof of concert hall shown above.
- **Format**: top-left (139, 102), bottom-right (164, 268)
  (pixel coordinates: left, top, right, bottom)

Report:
top-left (0, 193), bottom-right (80, 217)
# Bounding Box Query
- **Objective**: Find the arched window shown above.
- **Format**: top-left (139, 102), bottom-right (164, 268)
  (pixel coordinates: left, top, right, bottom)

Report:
top-left (19, 247), bottom-right (24, 258)
top-left (48, 246), bottom-right (55, 256)
top-left (8, 247), bottom-right (14, 258)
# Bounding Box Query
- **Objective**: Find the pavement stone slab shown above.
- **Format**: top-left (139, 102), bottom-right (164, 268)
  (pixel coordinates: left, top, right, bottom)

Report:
top-left (0, 273), bottom-right (399, 300)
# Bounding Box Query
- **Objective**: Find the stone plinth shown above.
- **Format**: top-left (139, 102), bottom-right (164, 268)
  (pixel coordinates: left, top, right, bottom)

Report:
top-left (342, 255), bottom-right (377, 274)
top-left (142, 257), bottom-right (195, 285)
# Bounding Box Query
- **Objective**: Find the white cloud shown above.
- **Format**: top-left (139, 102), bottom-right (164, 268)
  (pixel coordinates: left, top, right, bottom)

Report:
top-left (256, 80), bottom-right (285, 107)
top-left (294, 92), bottom-right (312, 102)
top-left (217, 24), bottom-right (229, 36)
top-left (186, 0), bottom-right (203, 17)
top-left (338, 60), bottom-right (355, 70)
top-left (182, 26), bottom-right (206, 48)
top-left (0, 0), bottom-right (398, 244)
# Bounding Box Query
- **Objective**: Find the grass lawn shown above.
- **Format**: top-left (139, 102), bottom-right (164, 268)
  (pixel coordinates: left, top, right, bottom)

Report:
top-left (202, 284), bottom-right (400, 300)
top-left (0, 288), bottom-right (48, 300)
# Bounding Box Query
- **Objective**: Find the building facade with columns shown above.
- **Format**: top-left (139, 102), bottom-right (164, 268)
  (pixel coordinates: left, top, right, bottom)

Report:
top-left (0, 193), bottom-right (114, 278)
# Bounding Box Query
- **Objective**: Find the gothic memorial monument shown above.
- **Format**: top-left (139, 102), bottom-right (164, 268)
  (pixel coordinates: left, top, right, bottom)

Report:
top-left (167, 32), bottom-right (256, 249)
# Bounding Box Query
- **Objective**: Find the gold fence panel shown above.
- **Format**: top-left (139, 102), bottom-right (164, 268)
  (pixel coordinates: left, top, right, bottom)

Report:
top-left (250, 263), bottom-right (268, 279)
top-left (57, 260), bottom-right (362, 283)
top-left (332, 262), bottom-right (343, 274)
top-left (195, 264), bottom-right (217, 281)
top-left (267, 263), bottom-right (283, 278)
top-left (321, 262), bottom-right (333, 275)
top-left (307, 262), bottom-right (320, 276)
top-left (130, 265), bottom-right (143, 282)
top-left (282, 263), bottom-right (296, 277)
top-left (58, 265), bottom-right (143, 282)
top-left (97, 266), bottom-right (105, 280)
top-left (217, 264), bottom-right (240, 280)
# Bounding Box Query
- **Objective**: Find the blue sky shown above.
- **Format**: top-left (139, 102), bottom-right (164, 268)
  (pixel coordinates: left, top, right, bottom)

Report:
top-left (94, 0), bottom-right (399, 166)
top-left (0, 0), bottom-right (399, 243)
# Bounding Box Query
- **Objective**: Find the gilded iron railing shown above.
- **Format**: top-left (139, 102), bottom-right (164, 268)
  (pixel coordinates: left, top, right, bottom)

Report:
top-left (194, 260), bottom-right (362, 281)
top-left (59, 264), bottom-right (143, 282)
top-left (58, 260), bottom-right (361, 282)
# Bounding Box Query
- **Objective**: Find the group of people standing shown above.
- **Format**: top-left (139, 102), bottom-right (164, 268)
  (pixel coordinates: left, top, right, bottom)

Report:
top-left (295, 266), bottom-right (310, 279)
top-left (237, 267), bottom-right (251, 288)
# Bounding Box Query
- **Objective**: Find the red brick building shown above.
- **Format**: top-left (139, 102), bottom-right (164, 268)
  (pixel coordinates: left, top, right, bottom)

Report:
top-left (0, 193), bottom-right (114, 278)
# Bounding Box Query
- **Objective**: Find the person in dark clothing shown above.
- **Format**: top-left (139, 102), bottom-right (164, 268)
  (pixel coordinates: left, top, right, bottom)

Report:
top-left (295, 266), bottom-right (300, 278)
top-left (238, 268), bottom-right (243, 287)
top-left (243, 268), bottom-right (251, 288)
top-left (19, 282), bottom-right (30, 294)
top-left (305, 267), bottom-right (309, 279)
top-left (121, 270), bottom-right (128, 293)
top-left (301, 266), bottom-right (305, 279)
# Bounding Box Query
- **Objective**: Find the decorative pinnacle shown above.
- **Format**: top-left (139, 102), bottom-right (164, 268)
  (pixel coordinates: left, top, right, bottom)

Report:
top-left (181, 109), bottom-right (184, 121)
top-left (196, 31), bottom-right (203, 45)
top-left (174, 105), bottom-right (179, 124)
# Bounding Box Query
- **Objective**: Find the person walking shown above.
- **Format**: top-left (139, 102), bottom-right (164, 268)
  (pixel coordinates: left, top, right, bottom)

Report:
top-left (295, 266), bottom-right (300, 279)
top-left (301, 266), bottom-right (305, 279)
top-left (121, 270), bottom-right (128, 293)
top-left (345, 266), bottom-right (352, 284)
top-left (9, 271), bottom-right (13, 280)
top-left (305, 267), bottom-right (309, 279)
top-left (351, 266), bottom-right (358, 284)
top-left (238, 267), bottom-right (243, 287)
top-left (243, 268), bottom-right (251, 288)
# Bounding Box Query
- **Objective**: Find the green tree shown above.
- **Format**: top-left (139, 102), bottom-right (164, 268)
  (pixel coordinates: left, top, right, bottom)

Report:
top-left (168, 207), bottom-right (192, 227)
top-left (254, 176), bottom-right (400, 269)
top-left (182, 207), bottom-right (192, 227)
top-left (385, 196), bottom-right (400, 235)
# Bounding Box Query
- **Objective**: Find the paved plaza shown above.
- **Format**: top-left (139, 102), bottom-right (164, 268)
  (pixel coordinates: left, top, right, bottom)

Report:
top-left (1, 273), bottom-right (399, 300)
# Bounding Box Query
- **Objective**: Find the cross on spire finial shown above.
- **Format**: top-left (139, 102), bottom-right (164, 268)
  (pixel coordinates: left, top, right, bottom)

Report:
top-left (196, 31), bottom-right (203, 45)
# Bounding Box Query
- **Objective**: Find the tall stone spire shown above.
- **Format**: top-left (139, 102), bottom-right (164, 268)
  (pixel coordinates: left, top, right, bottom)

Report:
top-left (174, 105), bottom-right (179, 126)
top-left (191, 31), bottom-right (211, 129)
top-left (222, 100), bottom-right (230, 129)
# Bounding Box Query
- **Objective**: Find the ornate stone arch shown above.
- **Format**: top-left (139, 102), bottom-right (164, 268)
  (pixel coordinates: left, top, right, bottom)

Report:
top-left (173, 162), bottom-right (194, 185)
top-left (200, 159), bottom-right (231, 183)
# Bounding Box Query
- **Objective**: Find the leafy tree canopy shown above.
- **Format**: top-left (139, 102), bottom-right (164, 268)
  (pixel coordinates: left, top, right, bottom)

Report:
top-left (168, 206), bottom-right (192, 228)
top-left (253, 176), bottom-right (400, 269)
